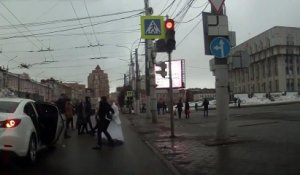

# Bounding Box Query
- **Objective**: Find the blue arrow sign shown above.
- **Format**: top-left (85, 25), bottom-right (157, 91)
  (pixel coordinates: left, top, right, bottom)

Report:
top-left (210, 37), bottom-right (231, 58)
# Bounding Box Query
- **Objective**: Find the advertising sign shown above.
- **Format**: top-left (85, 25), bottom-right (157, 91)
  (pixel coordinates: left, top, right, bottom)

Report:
top-left (155, 59), bottom-right (185, 89)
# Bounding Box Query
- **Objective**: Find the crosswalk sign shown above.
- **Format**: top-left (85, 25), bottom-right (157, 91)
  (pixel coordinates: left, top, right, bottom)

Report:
top-left (141, 16), bottom-right (165, 39)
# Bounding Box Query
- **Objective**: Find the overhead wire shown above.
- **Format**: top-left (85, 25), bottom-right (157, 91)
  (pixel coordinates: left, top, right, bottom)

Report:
top-left (176, 2), bottom-right (209, 47)
top-left (170, 0), bottom-right (183, 17)
top-left (159, 0), bottom-right (176, 16)
top-left (0, 8), bottom-right (144, 30)
top-left (0, 12), bottom-right (144, 40)
top-left (33, 0), bottom-right (60, 22)
top-left (178, 2), bottom-right (208, 24)
top-left (0, 1), bottom-right (54, 61)
top-left (69, 0), bottom-right (95, 58)
top-left (84, 0), bottom-right (102, 57)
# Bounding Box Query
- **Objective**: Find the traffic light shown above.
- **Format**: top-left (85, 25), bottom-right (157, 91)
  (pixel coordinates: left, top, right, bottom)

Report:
top-left (156, 61), bottom-right (167, 78)
top-left (165, 19), bottom-right (176, 52)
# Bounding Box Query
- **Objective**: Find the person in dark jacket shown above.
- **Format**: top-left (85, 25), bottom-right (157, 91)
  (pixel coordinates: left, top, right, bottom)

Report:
top-left (93, 96), bottom-right (114, 150)
top-left (55, 93), bottom-right (70, 138)
top-left (85, 96), bottom-right (94, 134)
top-left (202, 98), bottom-right (209, 117)
top-left (76, 99), bottom-right (88, 135)
top-left (176, 99), bottom-right (183, 119)
top-left (55, 93), bottom-right (67, 114)
top-left (184, 100), bottom-right (190, 119)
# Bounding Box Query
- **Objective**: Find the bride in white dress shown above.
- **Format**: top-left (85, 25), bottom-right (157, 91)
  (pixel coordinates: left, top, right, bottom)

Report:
top-left (107, 102), bottom-right (124, 143)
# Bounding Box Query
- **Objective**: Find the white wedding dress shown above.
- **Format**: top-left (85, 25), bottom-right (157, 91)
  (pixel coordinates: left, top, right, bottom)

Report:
top-left (106, 103), bottom-right (124, 142)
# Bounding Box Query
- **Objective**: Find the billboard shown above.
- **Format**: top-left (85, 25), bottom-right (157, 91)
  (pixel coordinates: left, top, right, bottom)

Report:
top-left (155, 59), bottom-right (185, 89)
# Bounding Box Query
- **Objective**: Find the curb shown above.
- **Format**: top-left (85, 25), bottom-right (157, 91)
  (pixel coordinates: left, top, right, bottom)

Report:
top-left (125, 115), bottom-right (182, 175)
top-left (144, 140), bottom-right (182, 175)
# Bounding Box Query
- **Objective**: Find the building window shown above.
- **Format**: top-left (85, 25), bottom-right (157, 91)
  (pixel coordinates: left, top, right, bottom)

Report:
top-left (262, 61), bottom-right (266, 78)
top-left (287, 35), bottom-right (294, 46)
top-left (268, 59), bottom-right (271, 77)
top-left (276, 80), bottom-right (279, 92)
top-left (256, 64), bottom-right (260, 80)
top-left (269, 81), bottom-right (272, 92)
top-left (291, 79), bottom-right (294, 91)
top-left (274, 58), bottom-right (278, 76)
top-left (286, 79), bottom-right (290, 92)
top-left (262, 83), bottom-right (266, 92)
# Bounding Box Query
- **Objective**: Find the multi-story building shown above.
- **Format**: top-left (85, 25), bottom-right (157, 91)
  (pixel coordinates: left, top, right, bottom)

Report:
top-left (187, 88), bottom-right (216, 101)
top-left (41, 78), bottom-right (73, 102)
top-left (87, 65), bottom-right (109, 108)
top-left (228, 26), bottom-right (300, 94)
top-left (88, 65), bottom-right (109, 98)
top-left (64, 83), bottom-right (86, 101)
top-left (0, 70), bottom-right (49, 101)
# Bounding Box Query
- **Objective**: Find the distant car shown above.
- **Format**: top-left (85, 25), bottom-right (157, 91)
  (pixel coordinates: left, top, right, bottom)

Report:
top-left (0, 98), bottom-right (64, 164)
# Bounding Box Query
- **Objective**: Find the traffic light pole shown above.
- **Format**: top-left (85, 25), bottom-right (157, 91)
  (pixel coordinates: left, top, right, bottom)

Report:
top-left (149, 45), bottom-right (157, 123)
top-left (144, 0), bottom-right (157, 123)
top-left (144, 0), bottom-right (151, 119)
top-left (168, 51), bottom-right (175, 138)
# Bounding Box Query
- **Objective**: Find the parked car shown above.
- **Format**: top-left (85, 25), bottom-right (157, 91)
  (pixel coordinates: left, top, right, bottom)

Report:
top-left (0, 98), bottom-right (64, 164)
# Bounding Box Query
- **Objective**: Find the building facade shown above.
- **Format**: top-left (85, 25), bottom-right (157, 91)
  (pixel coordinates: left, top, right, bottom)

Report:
top-left (88, 65), bottom-right (109, 98)
top-left (228, 26), bottom-right (300, 94)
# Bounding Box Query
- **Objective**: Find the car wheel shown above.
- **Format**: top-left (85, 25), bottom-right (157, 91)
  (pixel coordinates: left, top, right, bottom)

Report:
top-left (26, 135), bottom-right (37, 164)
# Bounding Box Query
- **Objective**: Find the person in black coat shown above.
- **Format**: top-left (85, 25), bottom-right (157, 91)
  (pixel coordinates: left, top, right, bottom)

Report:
top-left (76, 100), bottom-right (88, 135)
top-left (202, 98), bottom-right (209, 117)
top-left (85, 96), bottom-right (94, 133)
top-left (176, 99), bottom-right (183, 119)
top-left (184, 100), bottom-right (190, 119)
top-left (93, 96), bottom-right (114, 150)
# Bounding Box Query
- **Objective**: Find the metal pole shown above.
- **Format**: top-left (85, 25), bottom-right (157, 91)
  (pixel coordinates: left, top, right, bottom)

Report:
top-left (168, 52), bottom-right (175, 137)
top-left (215, 63), bottom-right (229, 140)
top-left (144, 0), bottom-right (151, 119)
top-left (135, 48), bottom-right (140, 115)
top-left (149, 42), bottom-right (157, 123)
top-left (130, 52), bottom-right (136, 113)
top-left (211, 4), bottom-right (229, 141)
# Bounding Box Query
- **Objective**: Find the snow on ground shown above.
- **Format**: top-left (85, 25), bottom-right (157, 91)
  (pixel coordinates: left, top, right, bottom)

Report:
top-left (193, 92), bottom-right (300, 110)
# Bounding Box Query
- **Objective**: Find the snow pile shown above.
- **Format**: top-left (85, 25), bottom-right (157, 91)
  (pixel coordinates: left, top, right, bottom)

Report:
top-left (0, 88), bottom-right (17, 98)
top-left (271, 92), bottom-right (300, 102)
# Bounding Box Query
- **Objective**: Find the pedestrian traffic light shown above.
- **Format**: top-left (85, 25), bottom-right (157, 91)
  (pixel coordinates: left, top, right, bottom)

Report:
top-left (156, 61), bottom-right (167, 78)
top-left (165, 19), bottom-right (176, 52)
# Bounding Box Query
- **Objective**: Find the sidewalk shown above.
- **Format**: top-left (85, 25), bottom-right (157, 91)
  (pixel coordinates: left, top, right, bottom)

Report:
top-left (125, 106), bottom-right (300, 175)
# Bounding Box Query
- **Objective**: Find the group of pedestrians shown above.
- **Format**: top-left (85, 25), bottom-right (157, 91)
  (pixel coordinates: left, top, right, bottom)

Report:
top-left (55, 93), bottom-right (123, 150)
top-left (175, 98), bottom-right (210, 118)
top-left (175, 99), bottom-right (190, 119)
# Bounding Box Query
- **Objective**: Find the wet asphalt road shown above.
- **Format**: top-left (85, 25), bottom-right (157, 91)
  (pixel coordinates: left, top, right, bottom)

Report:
top-left (0, 116), bottom-right (174, 175)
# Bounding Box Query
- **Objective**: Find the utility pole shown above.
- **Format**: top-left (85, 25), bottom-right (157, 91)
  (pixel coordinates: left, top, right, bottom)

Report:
top-left (130, 52), bottom-right (136, 113)
top-left (135, 48), bottom-right (140, 115)
top-left (144, 0), bottom-right (157, 123)
top-left (149, 42), bottom-right (157, 123)
top-left (144, 0), bottom-right (151, 119)
top-left (168, 52), bottom-right (175, 137)
top-left (124, 74), bottom-right (127, 86)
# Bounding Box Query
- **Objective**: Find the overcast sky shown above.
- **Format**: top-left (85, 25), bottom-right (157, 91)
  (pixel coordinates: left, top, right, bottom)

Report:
top-left (1, 0), bottom-right (300, 92)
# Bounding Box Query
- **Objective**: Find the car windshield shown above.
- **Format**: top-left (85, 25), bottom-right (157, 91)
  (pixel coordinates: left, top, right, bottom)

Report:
top-left (0, 101), bottom-right (19, 113)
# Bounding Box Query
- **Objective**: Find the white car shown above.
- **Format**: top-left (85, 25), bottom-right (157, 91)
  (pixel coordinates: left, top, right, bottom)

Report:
top-left (0, 98), bottom-right (64, 163)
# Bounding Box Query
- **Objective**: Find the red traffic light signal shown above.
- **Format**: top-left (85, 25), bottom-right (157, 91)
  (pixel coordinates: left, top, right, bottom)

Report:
top-left (165, 19), bottom-right (174, 30)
